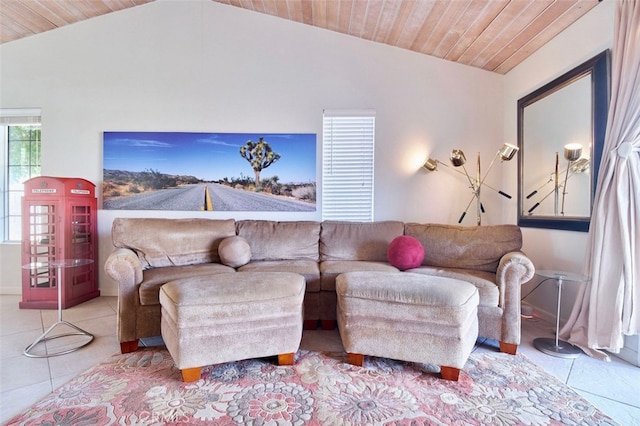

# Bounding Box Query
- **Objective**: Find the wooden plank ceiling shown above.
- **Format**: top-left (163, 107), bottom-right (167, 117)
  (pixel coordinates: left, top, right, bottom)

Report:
top-left (0, 0), bottom-right (600, 74)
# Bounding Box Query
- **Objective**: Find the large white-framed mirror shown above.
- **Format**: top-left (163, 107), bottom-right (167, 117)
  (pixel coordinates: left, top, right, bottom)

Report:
top-left (517, 50), bottom-right (610, 232)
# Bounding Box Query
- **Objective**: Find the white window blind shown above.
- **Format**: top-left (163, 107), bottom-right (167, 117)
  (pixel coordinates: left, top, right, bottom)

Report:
top-left (0, 108), bottom-right (41, 125)
top-left (322, 110), bottom-right (375, 221)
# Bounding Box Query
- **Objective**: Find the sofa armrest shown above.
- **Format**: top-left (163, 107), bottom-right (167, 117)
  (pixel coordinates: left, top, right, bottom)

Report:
top-left (496, 251), bottom-right (535, 306)
top-left (495, 251), bottom-right (535, 344)
top-left (105, 248), bottom-right (143, 284)
top-left (104, 248), bottom-right (144, 343)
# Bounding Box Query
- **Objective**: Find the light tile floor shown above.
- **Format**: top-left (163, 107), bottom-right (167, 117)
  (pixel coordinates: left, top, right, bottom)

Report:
top-left (1, 295), bottom-right (639, 425)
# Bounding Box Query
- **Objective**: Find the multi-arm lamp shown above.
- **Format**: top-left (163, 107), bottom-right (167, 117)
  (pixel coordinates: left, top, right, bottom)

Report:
top-left (422, 143), bottom-right (519, 225)
top-left (525, 143), bottom-right (590, 215)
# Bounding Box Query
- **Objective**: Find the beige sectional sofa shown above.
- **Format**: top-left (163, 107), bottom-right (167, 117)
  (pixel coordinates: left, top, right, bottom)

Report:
top-left (105, 218), bottom-right (534, 355)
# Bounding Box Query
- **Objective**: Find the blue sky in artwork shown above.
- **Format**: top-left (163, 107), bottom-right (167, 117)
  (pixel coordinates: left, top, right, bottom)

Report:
top-left (103, 132), bottom-right (316, 183)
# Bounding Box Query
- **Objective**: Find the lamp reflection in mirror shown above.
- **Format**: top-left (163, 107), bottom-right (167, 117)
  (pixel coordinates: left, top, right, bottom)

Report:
top-left (564, 143), bottom-right (583, 161)
top-left (571, 157), bottom-right (590, 173)
top-left (422, 143), bottom-right (519, 225)
top-left (526, 143), bottom-right (589, 215)
top-left (561, 144), bottom-right (582, 215)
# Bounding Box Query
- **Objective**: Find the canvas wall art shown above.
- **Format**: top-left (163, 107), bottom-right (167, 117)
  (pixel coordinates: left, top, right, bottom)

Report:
top-left (103, 132), bottom-right (316, 211)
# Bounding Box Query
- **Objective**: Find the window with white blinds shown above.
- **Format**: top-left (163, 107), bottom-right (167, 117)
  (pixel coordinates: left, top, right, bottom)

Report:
top-left (322, 110), bottom-right (375, 222)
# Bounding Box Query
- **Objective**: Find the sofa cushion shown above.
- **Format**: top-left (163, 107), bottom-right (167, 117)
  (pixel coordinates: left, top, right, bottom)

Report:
top-left (237, 220), bottom-right (320, 261)
top-left (218, 236), bottom-right (252, 268)
top-left (320, 221), bottom-right (404, 262)
top-left (387, 235), bottom-right (425, 270)
top-left (112, 218), bottom-right (236, 268)
top-left (404, 223), bottom-right (522, 273)
top-left (139, 263), bottom-right (235, 305)
top-left (406, 266), bottom-right (499, 308)
top-left (319, 260), bottom-right (399, 291)
top-left (238, 260), bottom-right (321, 292)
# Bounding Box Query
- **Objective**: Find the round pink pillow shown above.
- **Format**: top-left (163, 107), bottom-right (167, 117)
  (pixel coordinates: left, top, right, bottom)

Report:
top-left (387, 236), bottom-right (425, 271)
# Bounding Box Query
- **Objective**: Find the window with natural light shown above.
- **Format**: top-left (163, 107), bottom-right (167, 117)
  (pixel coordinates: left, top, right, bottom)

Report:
top-left (1, 110), bottom-right (42, 242)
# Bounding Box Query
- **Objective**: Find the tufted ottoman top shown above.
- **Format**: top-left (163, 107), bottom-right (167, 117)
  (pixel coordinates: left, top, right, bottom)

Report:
top-left (336, 271), bottom-right (479, 329)
top-left (336, 271), bottom-right (477, 307)
top-left (160, 272), bottom-right (305, 328)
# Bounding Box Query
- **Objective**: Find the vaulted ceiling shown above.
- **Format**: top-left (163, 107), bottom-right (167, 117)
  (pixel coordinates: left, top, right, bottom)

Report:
top-left (0, 0), bottom-right (600, 74)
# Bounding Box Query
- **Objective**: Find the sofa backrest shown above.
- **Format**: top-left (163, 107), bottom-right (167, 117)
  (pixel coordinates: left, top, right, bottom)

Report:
top-left (236, 220), bottom-right (320, 261)
top-left (320, 221), bottom-right (404, 262)
top-left (404, 223), bottom-right (522, 272)
top-left (111, 218), bottom-right (236, 268)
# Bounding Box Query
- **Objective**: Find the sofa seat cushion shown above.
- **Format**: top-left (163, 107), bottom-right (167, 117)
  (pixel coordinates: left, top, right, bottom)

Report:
top-left (405, 266), bottom-right (499, 308)
top-left (237, 260), bottom-right (321, 292)
top-left (320, 260), bottom-right (399, 291)
top-left (139, 264), bottom-right (235, 306)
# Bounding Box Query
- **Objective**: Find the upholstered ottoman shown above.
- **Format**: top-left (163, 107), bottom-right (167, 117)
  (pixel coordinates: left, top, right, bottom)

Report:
top-left (336, 271), bottom-right (479, 381)
top-left (160, 272), bottom-right (305, 382)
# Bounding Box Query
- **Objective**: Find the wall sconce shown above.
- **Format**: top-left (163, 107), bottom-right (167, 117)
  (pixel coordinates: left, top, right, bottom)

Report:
top-left (526, 143), bottom-right (590, 215)
top-left (422, 143), bottom-right (519, 225)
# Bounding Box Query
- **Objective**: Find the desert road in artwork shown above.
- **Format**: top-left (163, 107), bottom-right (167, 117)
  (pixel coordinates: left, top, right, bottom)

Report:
top-left (103, 183), bottom-right (315, 212)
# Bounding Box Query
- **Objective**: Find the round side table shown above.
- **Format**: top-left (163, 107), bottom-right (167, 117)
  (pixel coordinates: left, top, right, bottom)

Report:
top-left (21, 259), bottom-right (95, 358)
top-left (533, 269), bottom-right (587, 359)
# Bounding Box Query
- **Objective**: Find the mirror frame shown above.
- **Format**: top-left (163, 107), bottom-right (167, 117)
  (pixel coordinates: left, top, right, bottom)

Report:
top-left (517, 50), bottom-right (610, 232)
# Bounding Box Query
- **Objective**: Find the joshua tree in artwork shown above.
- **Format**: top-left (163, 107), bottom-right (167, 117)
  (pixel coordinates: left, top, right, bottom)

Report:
top-left (239, 137), bottom-right (281, 187)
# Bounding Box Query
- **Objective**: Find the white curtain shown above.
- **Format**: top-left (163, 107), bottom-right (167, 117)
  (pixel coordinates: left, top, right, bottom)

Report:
top-left (560, 0), bottom-right (640, 360)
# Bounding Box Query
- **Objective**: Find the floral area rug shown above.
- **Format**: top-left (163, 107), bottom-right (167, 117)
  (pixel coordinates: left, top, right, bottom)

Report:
top-left (6, 348), bottom-right (617, 425)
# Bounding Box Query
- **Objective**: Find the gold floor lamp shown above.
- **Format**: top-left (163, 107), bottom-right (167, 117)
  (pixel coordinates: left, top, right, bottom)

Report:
top-left (422, 143), bottom-right (519, 225)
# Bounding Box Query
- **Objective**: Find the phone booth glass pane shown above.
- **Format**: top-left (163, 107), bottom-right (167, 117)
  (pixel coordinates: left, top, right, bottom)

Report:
top-left (26, 204), bottom-right (57, 289)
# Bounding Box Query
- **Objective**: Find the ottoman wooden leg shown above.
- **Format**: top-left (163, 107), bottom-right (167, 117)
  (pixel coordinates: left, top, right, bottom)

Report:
top-left (321, 320), bottom-right (336, 330)
top-left (347, 353), bottom-right (364, 366)
top-left (499, 342), bottom-right (518, 355)
top-left (181, 367), bottom-right (201, 382)
top-left (278, 353), bottom-right (295, 365)
top-left (304, 320), bottom-right (319, 330)
top-left (120, 340), bottom-right (139, 354)
top-left (440, 366), bottom-right (460, 381)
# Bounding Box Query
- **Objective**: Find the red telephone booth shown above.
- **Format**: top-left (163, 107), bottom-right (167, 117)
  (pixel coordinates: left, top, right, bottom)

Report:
top-left (20, 176), bottom-right (100, 309)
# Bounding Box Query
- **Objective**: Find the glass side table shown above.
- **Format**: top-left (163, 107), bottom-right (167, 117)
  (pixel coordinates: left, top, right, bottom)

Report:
top-left (533, 269), bottom-right (587, 359)
top-left (22, 259), bottom-right (95, 358)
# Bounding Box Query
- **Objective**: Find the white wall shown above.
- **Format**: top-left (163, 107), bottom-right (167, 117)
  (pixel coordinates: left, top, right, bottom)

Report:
top-left (0, 0), bottom-right (504, 296)
top-left (503, 0), bottom-right (615, 322)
